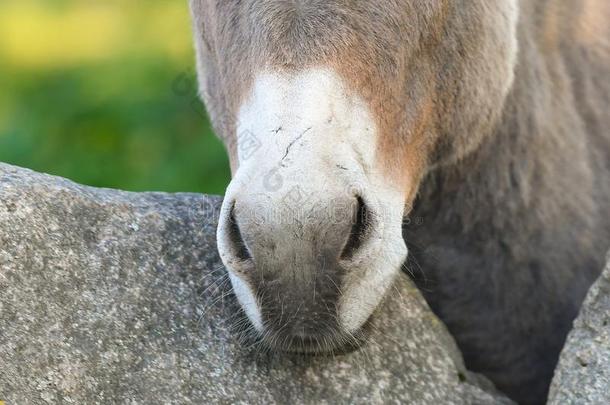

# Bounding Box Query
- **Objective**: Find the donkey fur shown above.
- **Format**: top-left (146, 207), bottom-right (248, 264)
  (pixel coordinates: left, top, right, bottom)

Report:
top-left (189, 1), bottom-right (610, 403)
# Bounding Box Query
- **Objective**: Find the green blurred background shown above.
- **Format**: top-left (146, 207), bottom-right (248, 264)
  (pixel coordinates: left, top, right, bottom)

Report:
top-left (0, 0), bottom-right (231, 194)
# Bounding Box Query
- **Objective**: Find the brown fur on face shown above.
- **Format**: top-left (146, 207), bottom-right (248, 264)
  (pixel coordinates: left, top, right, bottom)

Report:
top-left (190, 1), bottom-right (610, 403)
top-left (576, 0), bottom-right (610, 48)
top-left (190, 0), bottom-right (518, 202)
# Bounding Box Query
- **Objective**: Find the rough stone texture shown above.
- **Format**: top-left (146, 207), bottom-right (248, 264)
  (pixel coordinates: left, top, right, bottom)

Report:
top-left (547, 253), bottom-right (610, 405)
top-left (0, 163), bottom-right (513, 404)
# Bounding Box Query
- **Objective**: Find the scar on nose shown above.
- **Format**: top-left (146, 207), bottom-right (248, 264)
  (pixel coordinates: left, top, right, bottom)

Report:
top-left (280, 127), bottom-right (312, 166)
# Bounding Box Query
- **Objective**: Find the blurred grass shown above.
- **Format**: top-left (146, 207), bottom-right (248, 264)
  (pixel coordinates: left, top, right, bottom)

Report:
top-left (0, 0), bottom-right (231, 194)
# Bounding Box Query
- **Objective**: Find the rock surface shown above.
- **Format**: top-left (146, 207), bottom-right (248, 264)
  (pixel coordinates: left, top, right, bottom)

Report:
top-left (547, 253), bottom-right (610, 405)
top-left (0, 163), bottom-right (513, 404)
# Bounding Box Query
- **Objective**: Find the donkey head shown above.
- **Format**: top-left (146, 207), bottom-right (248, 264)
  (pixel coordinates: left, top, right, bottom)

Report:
top-left (190, 0), bottom-right (518, 352)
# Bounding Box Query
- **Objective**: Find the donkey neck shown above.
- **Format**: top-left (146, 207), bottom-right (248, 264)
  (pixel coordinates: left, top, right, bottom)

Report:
top-left (413, 7), bottom-right (599, 243)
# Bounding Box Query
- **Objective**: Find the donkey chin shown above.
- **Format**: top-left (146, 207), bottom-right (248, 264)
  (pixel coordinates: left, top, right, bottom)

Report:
top-left (216, 69), bottom-right (409, 354)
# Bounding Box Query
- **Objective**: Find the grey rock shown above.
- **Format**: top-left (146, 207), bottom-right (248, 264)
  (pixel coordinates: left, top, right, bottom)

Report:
top-left (0, 163), bottom-right (513, 404)
top-left (547, 253), bottom-right (610, 405)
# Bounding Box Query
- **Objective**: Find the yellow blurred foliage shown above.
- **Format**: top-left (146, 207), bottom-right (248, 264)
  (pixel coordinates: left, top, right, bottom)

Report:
top-left (0, 1), bottom-right (193, 69)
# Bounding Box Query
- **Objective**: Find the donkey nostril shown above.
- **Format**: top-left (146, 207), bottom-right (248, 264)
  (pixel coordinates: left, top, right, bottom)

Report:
top-left (228, 203), bottom-right (253, 261)
top-left (341, 196), bottom-right (372, 260)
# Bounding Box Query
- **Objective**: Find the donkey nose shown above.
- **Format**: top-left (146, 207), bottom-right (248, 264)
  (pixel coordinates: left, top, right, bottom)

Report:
top-left (225, 195), bottom-right (372, 266)
top-left (218, 192), bottom-right (375, 344)
top-left (339, 196), bottom-right (373, 260)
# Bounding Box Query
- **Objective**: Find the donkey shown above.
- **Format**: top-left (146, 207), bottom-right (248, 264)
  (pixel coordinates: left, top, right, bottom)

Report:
top-left (189, 1), bottom-right (610, 403)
